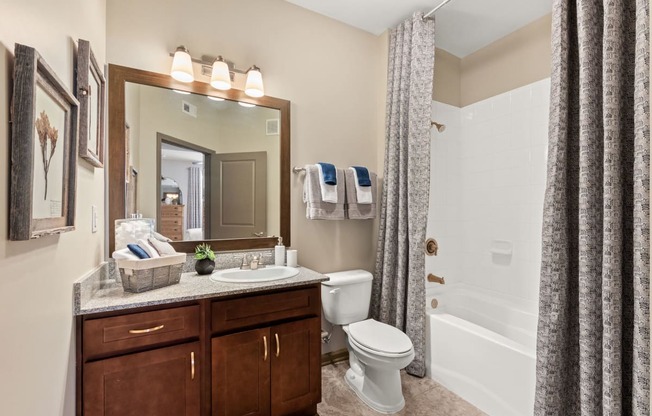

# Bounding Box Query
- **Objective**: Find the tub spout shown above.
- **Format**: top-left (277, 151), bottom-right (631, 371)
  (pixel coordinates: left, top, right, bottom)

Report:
top-left (427, 274), bottom-right (445, 284)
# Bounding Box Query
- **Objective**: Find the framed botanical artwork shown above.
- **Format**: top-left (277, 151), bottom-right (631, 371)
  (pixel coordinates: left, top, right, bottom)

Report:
top-left (9, 43), bottom-right (79, 240)
top-left (76, 39), bottom-right (105, 167)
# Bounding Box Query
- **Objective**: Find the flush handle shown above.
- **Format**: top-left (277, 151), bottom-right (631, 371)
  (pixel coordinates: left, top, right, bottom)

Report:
top-left (329, 288), bottom-right (340, 294)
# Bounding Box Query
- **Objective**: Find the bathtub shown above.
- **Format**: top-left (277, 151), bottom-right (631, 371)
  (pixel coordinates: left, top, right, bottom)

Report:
top-left (425, 284), bottom-right (537, 416)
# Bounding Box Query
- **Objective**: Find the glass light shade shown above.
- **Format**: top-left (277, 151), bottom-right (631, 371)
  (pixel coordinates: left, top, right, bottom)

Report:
top-left (210, 58), bottom-right (231, 90)
top-left (238, 102), bottom-right (256, 108)
top-left (207, 96), bottom-right (225, 102)
top-left (170, 47), bottom-right (194, 83)
top-left (245, 66), bottom-right (265, 97)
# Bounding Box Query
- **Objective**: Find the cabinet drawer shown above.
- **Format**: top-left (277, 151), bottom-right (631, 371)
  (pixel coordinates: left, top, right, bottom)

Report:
top-left (161, 217), bottom-right (183, 226)
top-left (83, 305), bottom-right (200, 360)
top-left (212, 287), bottom-right (320, 333)
top-left (160, 225), bottom-right (182, 233)
top-left (161, 205), bottom-right (184, 214)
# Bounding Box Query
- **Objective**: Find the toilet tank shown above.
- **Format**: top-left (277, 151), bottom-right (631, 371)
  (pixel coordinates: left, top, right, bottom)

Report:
top-left (322, 270), bottom-right (373, 325)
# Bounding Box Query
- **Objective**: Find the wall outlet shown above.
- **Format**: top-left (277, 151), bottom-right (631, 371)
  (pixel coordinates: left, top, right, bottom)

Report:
top-left (91, 205), bottom-right (98, 233)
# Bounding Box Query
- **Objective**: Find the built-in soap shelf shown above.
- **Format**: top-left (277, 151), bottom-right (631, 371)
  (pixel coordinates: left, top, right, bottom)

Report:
top-left (490, 240), bottom-right (513, 256)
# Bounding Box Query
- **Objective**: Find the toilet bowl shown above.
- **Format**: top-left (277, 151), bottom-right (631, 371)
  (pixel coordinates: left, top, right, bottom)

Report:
top-left (343, 319), bottom-right (415, 413)
top-left (322, 270), bottom-right (415, 414)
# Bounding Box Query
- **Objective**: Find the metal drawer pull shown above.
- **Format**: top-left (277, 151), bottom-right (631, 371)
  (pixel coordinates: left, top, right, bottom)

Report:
top-left (128, 324), bottom-right (165, 334)
top-left (263, 336), bottom-right (268, 361)
top-left (191, 352), bottom-right (195, 380)
top-left (275, 333), bottom-right (280, 357)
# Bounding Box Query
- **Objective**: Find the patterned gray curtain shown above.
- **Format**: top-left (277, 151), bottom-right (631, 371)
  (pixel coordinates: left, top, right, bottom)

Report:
top-left (372, 12), bottom-right (434, 378)
top-left (535, 1), bottom-right (649, 415)
top-left (187, 166), bottom-right (203, 230)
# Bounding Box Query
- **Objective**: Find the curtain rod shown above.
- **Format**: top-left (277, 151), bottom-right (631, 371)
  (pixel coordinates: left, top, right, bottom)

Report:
top-left (424, 0), bottom-right (454, 19)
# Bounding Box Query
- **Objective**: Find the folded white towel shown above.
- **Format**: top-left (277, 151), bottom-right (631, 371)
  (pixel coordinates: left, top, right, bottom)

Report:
top-left (138, 238), bottom-right (160, 258)
top-left (303, 165), bottom-right (346, 220)
top-left (350, 168), bottom-right (373, 204)
top-left (316, 163), bottom-right (338, 203)
top-left (112, 248), bottom-right (140, 260)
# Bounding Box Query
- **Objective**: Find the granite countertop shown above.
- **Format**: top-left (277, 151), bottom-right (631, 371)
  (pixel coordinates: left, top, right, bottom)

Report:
top-left (74, 266), bottom-right (329, 316)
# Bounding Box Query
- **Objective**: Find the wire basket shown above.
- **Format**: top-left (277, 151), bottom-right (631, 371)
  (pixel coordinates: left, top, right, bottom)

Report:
top-left (116, 253), bottom-right (186, 293)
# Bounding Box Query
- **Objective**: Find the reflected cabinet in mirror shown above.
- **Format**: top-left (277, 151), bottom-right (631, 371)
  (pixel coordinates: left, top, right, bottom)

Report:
top-left (108, 65), bottom-right (290, 253)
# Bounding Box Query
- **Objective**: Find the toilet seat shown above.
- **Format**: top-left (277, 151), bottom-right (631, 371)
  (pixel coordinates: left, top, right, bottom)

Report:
top-left (347, 319), bottom-right (413, 357)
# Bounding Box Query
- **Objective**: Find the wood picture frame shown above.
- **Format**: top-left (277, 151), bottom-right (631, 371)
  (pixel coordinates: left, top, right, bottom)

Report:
top-left (10, 43), bottom-right (79, 240)
top-left (76, 39), bottom-right (105, 167)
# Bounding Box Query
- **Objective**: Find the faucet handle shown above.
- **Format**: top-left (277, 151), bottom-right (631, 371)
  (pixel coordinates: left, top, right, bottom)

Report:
top-left (241, 254), bottom-right (252, 269)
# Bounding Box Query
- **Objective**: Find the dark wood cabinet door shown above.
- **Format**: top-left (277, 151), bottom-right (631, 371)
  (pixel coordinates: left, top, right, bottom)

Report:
top-left (270, 317), bottom-right (321, 416)
top-left (84, 342), bottom-right (200, 416)
top-left (212, 327), bottom-right (271, 416)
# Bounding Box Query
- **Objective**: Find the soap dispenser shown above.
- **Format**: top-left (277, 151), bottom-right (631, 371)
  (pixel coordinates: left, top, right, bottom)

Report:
top-left (275, 237), bottom-right (286, 266)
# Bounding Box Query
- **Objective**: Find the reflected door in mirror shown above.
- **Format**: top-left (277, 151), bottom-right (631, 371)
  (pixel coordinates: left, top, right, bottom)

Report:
top-left (212, 152), bottom-right (267, 239)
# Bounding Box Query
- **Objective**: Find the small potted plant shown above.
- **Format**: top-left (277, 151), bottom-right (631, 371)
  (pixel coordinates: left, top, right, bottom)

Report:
top-left (194, 243), bottom-right (216, 275)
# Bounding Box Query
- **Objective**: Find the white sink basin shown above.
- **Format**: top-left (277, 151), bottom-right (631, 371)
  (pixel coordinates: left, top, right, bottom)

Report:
top-left (209, 266), bottom-right (300, 283)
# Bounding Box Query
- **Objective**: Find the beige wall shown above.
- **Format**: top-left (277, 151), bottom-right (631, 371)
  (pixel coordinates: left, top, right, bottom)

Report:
top-left (433, 48), bottom-right (462, 107)
top-left (107, 0), bottom-right (387, 275)
top-left (0, 1), bottom-right (106, 415)
top-left (460, 14), bottom-right (552, 106)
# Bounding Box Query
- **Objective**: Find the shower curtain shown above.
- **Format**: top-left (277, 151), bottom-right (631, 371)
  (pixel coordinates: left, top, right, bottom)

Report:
top-left (535, 1), bottom-right (649, 415)
top-left (372, 11), bottom-right (435, 378)
top-left (187, 166), bottom-right (203, 231)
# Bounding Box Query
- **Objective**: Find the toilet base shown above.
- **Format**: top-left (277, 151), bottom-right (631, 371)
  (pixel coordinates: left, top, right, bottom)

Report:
top-left (344, 367), bottom-right (406, 414)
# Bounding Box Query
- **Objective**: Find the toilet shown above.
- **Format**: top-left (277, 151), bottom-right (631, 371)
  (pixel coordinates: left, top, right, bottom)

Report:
top-left (322, 270), bottom-right (415, 414)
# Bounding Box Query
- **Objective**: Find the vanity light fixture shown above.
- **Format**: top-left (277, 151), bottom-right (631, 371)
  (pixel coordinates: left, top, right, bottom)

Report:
top-left (244, 66), bottom-right (264, 98)
top-left (210, 56), bottom-right (232, 90)
top-left (170, 46), bottom-right (194, 83)
top-left (169, 46), bottom-right (266, 97)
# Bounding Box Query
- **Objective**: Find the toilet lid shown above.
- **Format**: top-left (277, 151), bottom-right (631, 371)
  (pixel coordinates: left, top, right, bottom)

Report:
top-left (348, 319), bottom-right (413, 354)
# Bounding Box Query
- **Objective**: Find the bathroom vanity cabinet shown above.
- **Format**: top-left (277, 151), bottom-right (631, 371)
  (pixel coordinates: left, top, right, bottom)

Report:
top-left (77, 284), bottom-right (322, 416)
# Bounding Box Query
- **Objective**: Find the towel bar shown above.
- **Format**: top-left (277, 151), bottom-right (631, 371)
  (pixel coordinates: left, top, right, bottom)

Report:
top-left (292, 166), bottom-right (306, 174)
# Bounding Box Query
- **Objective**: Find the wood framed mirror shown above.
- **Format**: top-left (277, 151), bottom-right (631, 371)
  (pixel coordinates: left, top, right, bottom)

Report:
top-left (108, 64), bottom-right (290, 253)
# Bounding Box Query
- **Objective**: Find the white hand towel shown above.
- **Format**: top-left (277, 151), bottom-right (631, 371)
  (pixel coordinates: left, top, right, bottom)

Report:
top-left (112, 248), bottom-right (140, 260)
top-left (351, 168), bottom-right (373, 204)
top-left (316, 163), bottom-right (338, 203)
top-left (138, 238), bottom-right (160, 258)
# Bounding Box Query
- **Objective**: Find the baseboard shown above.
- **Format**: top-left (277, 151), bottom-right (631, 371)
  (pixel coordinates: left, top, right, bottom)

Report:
top-left (321, 348), bottom-right (348, 366)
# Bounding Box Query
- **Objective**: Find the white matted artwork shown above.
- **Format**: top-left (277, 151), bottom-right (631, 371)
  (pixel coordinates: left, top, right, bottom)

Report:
top-left (76, 39), bottom-right (105, 168)
top-left (9, 43), bottom-right (79, 240)
top-left (32, 83), bottom-right (66, 219)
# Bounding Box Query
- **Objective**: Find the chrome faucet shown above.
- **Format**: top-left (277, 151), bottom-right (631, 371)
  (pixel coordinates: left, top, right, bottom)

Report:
top-left (240, 254), bottom-right (252, 270)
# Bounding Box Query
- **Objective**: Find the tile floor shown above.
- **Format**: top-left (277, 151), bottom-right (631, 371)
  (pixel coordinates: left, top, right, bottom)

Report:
top-left (318, 361), bottom-right (486, 416)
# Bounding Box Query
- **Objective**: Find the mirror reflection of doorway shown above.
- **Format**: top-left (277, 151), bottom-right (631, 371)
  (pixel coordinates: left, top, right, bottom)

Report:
top-left (157, 133), bottom-right (212, 241)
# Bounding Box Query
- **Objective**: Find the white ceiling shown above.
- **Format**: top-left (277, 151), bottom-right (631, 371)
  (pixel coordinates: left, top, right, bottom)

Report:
top-left (285, 0), bottom-right (552, 57)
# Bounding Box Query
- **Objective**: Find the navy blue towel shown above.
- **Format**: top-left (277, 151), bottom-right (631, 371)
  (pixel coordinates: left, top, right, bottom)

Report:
top-left (127, 243), bottom-right (151, 259)
top-left (351, 166), bottom-right (372, 187)
top-left (317, 162), bottom-right (337, 185)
